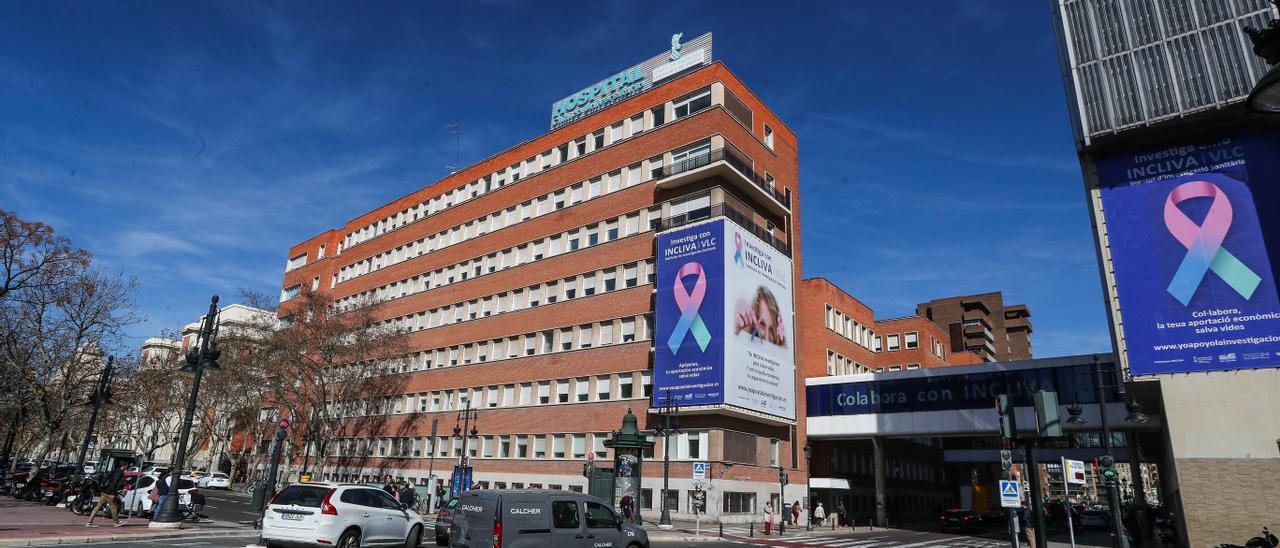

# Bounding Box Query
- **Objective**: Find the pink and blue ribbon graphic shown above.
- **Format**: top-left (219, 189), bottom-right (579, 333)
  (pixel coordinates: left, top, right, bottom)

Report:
top-left (1164, 181), bottom-right (1261, 306)
top-left (667, 262), bottom-right (712, 354)
top-left (733, 232), bottom-right (743, 264)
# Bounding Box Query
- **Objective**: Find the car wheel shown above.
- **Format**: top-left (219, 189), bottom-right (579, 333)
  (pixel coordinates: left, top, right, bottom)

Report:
top-left (337, 528), bottom-right (362, 548)
top-left (405, 525), bottom-right (422, 548)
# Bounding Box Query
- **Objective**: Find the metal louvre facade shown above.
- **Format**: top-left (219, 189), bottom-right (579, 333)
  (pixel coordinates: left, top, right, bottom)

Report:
top-left (1057, 0), bottom-right (1278, 142)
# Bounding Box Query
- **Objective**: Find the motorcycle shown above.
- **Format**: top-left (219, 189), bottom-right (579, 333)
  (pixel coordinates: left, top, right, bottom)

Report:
top-left (1218, 526), bottom-right (1279, 548)
top-left (68, 475), bottom-right (102, 516)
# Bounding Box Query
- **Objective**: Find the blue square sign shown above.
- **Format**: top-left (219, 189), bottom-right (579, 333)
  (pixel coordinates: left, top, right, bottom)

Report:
top-left (999, 480), bottom-right (1021, 508)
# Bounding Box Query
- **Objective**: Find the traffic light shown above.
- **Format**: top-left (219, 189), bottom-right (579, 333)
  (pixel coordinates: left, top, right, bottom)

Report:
top-left (1099, 455), bottom-right (1117, 481)
top-left (275, 419), bottom-right (290, 441)
top-left (1000, 450), bottom-right (1013, 472)
top-left (779, 467), bottom-right (789, 486)
top-left (997, 394), bottom-right (1015, 440)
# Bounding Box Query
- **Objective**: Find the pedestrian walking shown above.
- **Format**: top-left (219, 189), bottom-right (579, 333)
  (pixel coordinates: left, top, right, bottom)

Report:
top-left (792, 500), bottom-right (801, 526)
top-left (153, 470), bottom-right (171, 518)
top-left (837, 501), bottom-right (848, 527)
top-left (383, 474), bottom-right (397, 496)
top-left (814, 502), bottom-right (827, 527)
top-left (86, 460), bottom-right (126, 527)
top-left (1021, 504), bottom-right (1037, 548)
top-left (763, 500), bottom-right (775, 535)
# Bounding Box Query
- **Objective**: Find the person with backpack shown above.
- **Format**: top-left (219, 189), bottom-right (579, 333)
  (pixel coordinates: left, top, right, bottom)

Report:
top-left (86, 461), bottom-right (126, 527)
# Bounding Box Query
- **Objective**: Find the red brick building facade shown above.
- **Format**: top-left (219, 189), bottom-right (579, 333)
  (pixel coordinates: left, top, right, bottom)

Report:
top-left (278, 59), bottom-right (801, 522)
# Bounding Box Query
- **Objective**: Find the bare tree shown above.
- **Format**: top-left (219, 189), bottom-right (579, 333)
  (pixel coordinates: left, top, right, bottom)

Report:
top-left (0, 210), bottom-right (138, 469)
top-left (242, 287), bottom-right (413, 482)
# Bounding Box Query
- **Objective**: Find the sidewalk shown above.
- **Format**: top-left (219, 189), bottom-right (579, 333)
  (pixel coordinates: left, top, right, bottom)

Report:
top-left (0, 499), bottom-right (252, 547)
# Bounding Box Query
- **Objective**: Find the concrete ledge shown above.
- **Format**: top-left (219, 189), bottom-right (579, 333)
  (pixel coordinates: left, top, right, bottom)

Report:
top-left (0, 528), bottom-right (253, 547)
top-left (647, 531), bottom-right (726, 543)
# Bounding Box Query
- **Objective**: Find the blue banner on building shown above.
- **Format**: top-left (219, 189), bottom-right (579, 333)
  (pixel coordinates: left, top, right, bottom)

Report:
top-left (1097, 132), bottom-right (1280, 375)
top-left (806, 364), bottom-right (1116, 417)
top-left (653, 220), bottom-right (727, 407)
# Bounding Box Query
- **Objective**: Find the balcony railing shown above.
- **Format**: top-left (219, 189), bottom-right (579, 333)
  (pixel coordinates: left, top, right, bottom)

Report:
top-left (660, 202), bottom-right (791, 256)
top-left (653, 147), bottom-right (791, 208)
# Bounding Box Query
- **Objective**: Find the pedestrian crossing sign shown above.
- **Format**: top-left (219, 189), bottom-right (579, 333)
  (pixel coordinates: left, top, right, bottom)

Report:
top-left (999, 479), bottom-right (1021, 508)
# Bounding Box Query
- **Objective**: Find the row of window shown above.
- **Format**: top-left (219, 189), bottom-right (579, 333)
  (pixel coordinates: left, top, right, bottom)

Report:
top-left (312, 192), bottom-right (674, 311)
top-left (370, 314), bottom-right (654, 379)
top-left (334, 151), bottom-right (665, 286)
top-left (336, 87), bottom-right (719, 256)
top-left (351, 259), bottom-right (654, 336)
top-left (829, 447), bottom-right (945, 484)
top-left (823, 305), bottom-right (879, 352)
top-left (332, 370), bottom-right (654, 421)
top-left (825, 349), bottom-right (870, 376)
top-left (324, 430), bottom-right (709, 462)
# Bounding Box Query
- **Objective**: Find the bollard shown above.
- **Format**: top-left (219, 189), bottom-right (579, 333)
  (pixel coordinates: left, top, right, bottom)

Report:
top-left (719, 522), bottom-right (723, 538)
top-left (750, 520), bottom-right (754, 538)
top-left (833, 517), bottom-right (837, 531)
top-left (869, 517), bottom-right (874, 531)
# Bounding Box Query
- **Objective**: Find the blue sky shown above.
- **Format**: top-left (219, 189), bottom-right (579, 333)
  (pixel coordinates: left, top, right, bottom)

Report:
top-left (0, 1), bottom-right (1110, 357)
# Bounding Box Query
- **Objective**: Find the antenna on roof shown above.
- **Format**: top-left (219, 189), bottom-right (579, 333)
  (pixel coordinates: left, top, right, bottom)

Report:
top-left (446, 123), bottom-right (461, 174)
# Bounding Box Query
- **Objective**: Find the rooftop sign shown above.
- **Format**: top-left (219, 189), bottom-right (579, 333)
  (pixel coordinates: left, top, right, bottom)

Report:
top-left (550, 32), bottom-right (712, 130)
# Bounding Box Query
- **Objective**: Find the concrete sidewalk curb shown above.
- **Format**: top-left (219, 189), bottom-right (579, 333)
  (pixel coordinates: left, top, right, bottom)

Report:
top-left (0, 527), bottom-right (255, 547)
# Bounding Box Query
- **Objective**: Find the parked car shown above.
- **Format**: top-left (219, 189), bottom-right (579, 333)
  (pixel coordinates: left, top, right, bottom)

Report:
top-left (938, 509), bottom-right (983, 533)
top-left (448, 490), bottom-right (648, 548)
top-left (1079, 509), bottom-right (1110, 529)
top-left (198, 473), bottom-right (231, 489)
top-left (120, 474), bottom-right (197, 515)
top-left (260, 482), bottom-right (426, 548)
top-left (435, 498), bottom-right (457, 545)
top-left (83, 461), bottom-right (98, 474)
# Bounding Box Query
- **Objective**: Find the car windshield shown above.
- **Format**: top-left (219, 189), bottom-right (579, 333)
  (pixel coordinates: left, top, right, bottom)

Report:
top-left (177, 479), bottom-right (196, 490)
top-left (273, 485), bottom-right (330, 508)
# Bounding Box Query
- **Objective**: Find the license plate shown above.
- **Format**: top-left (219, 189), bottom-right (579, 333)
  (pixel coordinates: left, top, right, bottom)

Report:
top-left (282, 513), bottom-right (304, 521)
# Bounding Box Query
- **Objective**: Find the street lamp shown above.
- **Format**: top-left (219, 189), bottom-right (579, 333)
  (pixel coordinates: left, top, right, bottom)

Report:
top-left (652, 389), bottom-right (680, 527)
top-left (150, 296), bottom-right (221, 528)
top-left (1244, 8), bottom-right (1280, 113)
top-left (1075, 354), bottom-right (1150, 548)
top-left (75, 356), bottom-right (115, 473)
top-left (450, 398), bottom-right (479, 497)
top-left (803, 442), bottom-right (812, 531)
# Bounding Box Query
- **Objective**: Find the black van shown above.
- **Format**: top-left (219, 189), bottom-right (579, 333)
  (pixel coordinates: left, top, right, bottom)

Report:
top-left (447, 490), bottom-right (648, 548)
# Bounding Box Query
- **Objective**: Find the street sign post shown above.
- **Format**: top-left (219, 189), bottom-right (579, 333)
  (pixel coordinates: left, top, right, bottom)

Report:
top-left (1062, 458), bottom-right (1085, 548)
top-left (1000, 480), bottom-right (1021, 508)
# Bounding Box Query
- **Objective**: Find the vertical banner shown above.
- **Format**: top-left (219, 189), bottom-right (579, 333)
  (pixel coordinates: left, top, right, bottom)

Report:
top-left (654, 220), bottom-right (727, 406)
top-left (1098, 132), bottom-right (1280, 375)
top-left (720, 221), bottom-right (796, 420)
top-left (654, 218), bottom-right (796, 420)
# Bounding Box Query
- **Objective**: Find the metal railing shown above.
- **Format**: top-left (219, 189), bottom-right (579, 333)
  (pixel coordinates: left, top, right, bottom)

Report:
top-left (660, 202), bottom-right (791, 256)
top-left (653, 148), bottom-right (791, 208)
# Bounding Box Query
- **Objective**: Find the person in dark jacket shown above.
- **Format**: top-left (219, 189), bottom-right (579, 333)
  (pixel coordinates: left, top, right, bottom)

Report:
top-left (87, 461), bottom-right (126, 527)
top-left (398, 481), bottom-right (416, 509)
top-left (383, 474), bottom-right (397, 496)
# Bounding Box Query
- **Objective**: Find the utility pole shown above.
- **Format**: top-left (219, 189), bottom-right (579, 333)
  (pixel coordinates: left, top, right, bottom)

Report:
top-left (1092, 356), bottom-right (1130, 548)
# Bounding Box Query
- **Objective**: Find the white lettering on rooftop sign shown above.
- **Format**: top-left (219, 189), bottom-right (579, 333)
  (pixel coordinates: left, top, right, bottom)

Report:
top-left (653, 49), bottom-right (706, 82)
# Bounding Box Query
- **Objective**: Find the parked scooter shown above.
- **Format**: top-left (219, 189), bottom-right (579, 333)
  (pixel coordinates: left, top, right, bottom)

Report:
top-left (1218, 527), bottom-right (1279, 548)
top-left (68, 474), bottom-right (102, 516)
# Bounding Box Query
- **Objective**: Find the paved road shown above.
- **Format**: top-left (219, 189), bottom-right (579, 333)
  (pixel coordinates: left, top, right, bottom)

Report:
top-left (49, 536), bottom-right (739, 548)
top-left (198, 488), bottom-right (261, 527)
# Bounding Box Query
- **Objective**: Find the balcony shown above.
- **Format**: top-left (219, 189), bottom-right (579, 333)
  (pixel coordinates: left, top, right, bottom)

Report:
top-left (660, 202), bottom-right (791, 256)
top-left (963, 323), bottom-right (994, 342)
top-left (653, 147), bottom-right (791, 217)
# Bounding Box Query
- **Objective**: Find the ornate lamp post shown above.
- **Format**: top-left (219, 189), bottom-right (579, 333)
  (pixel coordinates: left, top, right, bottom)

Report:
top-left (803, 441), bottom-right (812, 531)
top-left (652, 389), bottom-right (680, 528)
top-left (75, 356), bottom-right (115, 473)
top-left (150, 296), bottom-right (221, 528)
top-left (449, 398), bottom-right (479, 498)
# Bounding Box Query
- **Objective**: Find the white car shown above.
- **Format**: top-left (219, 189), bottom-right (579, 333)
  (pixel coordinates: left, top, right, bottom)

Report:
top-left (261, 483), bottom-right (426, 548)
top-left (198, 473), bottom-right (231, 489)
top-left (120, 474), bottom-right (197, 515)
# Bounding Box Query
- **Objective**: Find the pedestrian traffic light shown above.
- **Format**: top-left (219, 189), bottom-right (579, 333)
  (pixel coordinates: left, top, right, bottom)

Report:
top-left (1099, 455), bottom-right (1117, 480)
top-left (1000, 450), bottom-right (1013, 472)
top-left (779, 467), bottom-right (788, 486)
top-left (275, 419), bottom-right (289, 440)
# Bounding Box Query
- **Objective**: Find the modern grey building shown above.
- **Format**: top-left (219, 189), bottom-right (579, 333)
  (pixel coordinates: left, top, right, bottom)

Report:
top-left (1050, 2), bottom-right (1280, 546)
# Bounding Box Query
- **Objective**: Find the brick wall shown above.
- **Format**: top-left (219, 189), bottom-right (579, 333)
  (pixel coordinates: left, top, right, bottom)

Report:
top-left (1175, 458), bottom-right (1280, 547)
